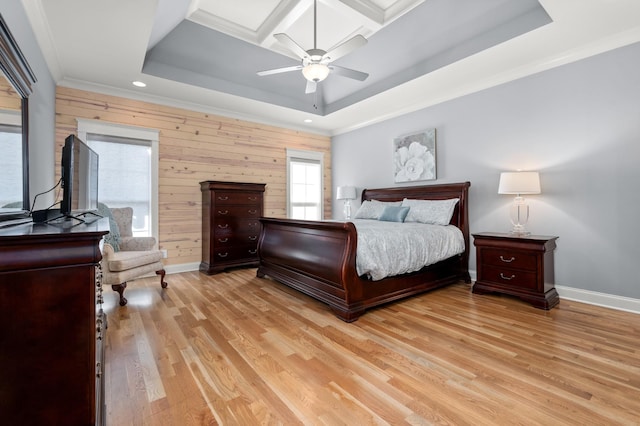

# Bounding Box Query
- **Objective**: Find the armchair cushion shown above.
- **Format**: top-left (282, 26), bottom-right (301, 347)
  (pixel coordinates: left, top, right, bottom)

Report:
top-left (106, 249), bottom-right (163, 272)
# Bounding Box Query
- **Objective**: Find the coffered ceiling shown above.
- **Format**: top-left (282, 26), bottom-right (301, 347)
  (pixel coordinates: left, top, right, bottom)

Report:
top-left (20, 0), bottom-right (640, 135)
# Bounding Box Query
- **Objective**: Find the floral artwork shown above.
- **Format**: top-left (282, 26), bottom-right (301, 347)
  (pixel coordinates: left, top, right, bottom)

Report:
top-left (393, 129), bottom-right (436, 183)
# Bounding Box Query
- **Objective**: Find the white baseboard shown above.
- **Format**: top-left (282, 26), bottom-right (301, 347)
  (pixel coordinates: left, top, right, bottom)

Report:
top-left (165, 262), bottom-right (200, 275)
top-left (470, 269), bottom-right (640, 315)
top-left (555, 285), bottom-right (640, 315)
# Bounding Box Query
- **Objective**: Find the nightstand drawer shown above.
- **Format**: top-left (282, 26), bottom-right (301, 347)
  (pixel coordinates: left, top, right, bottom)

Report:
top-left (482, 265), bottom-right (538, 290)
top-left (481, 248), bottom-right (537, 271)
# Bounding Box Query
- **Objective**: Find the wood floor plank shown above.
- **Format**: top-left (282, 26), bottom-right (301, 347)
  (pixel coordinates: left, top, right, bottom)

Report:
top-left (104, 268), bottom-right (640, 425)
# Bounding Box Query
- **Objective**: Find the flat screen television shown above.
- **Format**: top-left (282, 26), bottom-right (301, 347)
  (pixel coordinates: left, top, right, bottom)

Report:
top-left (61, 134), bottom-right (99, 217)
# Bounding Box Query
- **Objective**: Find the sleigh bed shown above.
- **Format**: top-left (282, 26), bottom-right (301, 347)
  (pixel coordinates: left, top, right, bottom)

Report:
top-left (256, 182), bottom-right (471, 322)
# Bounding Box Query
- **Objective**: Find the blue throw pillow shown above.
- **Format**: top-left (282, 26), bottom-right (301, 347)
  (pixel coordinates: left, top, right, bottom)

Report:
top-left (378, 205), bottom-right (410, 222)
top-left (97, 202), bottom-right (121, 251)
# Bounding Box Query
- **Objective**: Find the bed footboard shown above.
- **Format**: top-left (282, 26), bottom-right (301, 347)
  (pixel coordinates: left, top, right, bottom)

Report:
top-left (256, 218), bottom-right (366, 321)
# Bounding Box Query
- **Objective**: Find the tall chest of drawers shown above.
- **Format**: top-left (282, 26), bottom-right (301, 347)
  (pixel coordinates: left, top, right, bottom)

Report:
top-left (200, 181), bottom-right (266, 274)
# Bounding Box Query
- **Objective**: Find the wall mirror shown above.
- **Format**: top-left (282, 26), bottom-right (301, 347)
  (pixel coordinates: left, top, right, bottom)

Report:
top-left (0, 13), bottom-right (36, 221)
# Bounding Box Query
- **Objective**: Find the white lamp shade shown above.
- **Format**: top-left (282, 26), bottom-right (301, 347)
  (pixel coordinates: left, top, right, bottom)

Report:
top-left (498, 172), bottom-right (541, 195)
top-left (336, 186), bottom-right (356, 200)
top-left (302, 63), bottom-right (330, 82)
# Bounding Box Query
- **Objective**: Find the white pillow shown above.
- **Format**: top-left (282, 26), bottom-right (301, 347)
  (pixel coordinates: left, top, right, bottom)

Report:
top-left (401, 198), bottom-right (459, 225)
top-left (354, 200), bottom-right (401, 219)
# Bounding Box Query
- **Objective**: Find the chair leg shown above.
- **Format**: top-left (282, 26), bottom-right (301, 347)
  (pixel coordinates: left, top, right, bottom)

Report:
top-left (156, 269), bottom-right (168, 289)
top-left (112, 283), bottom-right (128, 306)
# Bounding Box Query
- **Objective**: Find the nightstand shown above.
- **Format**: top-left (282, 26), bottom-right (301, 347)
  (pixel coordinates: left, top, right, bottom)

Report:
top-left (472, 232), bottom-right (559, 309)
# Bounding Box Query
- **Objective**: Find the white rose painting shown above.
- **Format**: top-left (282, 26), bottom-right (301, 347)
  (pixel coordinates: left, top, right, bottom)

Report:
top-left (393, 129), bottom-right (436, 183)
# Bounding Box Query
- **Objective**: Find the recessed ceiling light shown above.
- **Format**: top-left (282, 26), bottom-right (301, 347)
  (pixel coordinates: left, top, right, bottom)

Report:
top-left (132, 81), bottom-right (146, 87)
top-left (304, 119), bottom-right (313, 123)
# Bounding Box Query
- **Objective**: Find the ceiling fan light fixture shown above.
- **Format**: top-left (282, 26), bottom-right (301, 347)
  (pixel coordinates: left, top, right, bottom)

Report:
top-left (302, 63), bottom-right (330, 82)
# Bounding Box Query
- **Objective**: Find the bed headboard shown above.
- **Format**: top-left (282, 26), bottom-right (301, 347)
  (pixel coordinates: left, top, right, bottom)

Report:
top-left (361, 182), bottom-right (471, 264)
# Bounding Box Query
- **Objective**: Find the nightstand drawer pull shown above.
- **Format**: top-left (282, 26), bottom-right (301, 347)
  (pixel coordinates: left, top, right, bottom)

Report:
top-left (500, 273), bottom-right (516, 281)
top-left (500, 255), bottom-right (515, 263)
top-left (217, 224), bottom-right (229, 229)
top-left (218, 210), bottom-right (229, 215)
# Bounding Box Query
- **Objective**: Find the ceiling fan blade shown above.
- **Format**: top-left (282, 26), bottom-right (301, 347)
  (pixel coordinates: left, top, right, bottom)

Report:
top-left (273, 33), bottom-right (308, 60)
top-left (257, 65), bottom-right (303, 77)
top-left (329, 65), bottom-right (369, 81)
top-left (323, 35), bottom-right (367, 62)
top-left (305, 80), bottom-right (317, 94)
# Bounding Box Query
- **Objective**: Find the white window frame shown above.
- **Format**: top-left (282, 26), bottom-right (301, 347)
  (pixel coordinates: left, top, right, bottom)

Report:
top-left (286, 148), bottom-right (324, 220)
top-left (77, 118), bottom-right (159, 242)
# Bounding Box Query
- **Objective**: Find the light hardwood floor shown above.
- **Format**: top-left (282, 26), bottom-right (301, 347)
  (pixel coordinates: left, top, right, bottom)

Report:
top-left (104, 269), bottom-right (640, 425)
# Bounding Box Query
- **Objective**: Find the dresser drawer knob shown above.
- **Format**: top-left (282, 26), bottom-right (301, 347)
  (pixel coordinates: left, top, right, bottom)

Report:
top-left (248, 249), bottom-right (257, 255)
top-left (248, 236), bottom-right (257, 241)
top-left (218, 252), bottom-right (229, 258)
top-left (248, 196), bottom-right (257, 201)
top-left (248, 209), bottom-right (257, 215)
top-left (500, 273), bottom-right (516, 281)
top-left (218, 238), bottom-right (229, 243)
top-left (217, 196), bottom-right (229, 201)
top-left (218, 210), bottom-right (229, 215)
top-left (217, 224), bottom-right (229, 229)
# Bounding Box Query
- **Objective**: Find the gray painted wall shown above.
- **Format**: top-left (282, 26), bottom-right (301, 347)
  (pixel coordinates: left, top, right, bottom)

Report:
top-left (1, 0), bottom-right (56, 209)
top-left (332, 41), bottom-right (640, 299)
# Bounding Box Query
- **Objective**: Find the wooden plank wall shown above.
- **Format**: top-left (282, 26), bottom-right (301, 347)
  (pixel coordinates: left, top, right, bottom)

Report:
top-left (0, 76), bottom-right (20, 110)
top-left (55, 87), bottom-right (332, 267)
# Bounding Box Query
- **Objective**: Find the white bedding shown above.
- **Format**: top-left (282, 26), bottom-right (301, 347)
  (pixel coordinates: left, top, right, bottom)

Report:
top-left (352, 219), bottom-right (465, 281)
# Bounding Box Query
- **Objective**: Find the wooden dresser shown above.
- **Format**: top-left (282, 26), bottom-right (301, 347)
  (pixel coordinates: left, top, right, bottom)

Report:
top-left (472, 232), bottom-right (559, 309)
top-left (200, 181), bottom-right (266, 274)
top-left (0, 219), bottom-right (109, 425)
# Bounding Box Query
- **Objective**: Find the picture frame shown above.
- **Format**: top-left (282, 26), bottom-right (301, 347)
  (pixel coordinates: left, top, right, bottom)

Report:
top-left (393, 128), bottom-right (436, 183)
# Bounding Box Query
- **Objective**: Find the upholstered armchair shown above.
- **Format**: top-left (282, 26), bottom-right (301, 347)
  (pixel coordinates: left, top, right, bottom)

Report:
top-left (99, 204), bottom-right (167, 306)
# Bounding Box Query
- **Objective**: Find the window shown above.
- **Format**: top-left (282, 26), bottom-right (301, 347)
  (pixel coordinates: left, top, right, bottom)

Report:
top-left (77, 119), bottom-right (159, 239)
top-left (286, 149), bottom-right (324, 220)
top-left (0, 111), bottom-right (22, 207)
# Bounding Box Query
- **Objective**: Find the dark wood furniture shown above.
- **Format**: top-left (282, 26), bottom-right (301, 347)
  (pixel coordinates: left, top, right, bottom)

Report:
top-left (472, 232), bottom-right (559, 309)
top-left (257, 182), bottom-right (471, 322)
top-left (0, 219), bottom-right (109, 425)
top-left (200, 181), bottom-right (266, 274)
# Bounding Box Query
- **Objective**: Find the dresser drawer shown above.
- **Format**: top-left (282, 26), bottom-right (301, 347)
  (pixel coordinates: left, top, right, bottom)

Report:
top-left (213, 191), bottom-right (262, 205)
top-left (213, 204), bottom-right (262, 219)
top-left (213, 246), bottom-right (258, 262)
top-left (481, 265), bottom-right (538, 290)
top-left (213, 219), bottom-right (261, 237)
top-left (213, 234), bottom-right (259, 247)
top-left (480, 248), bottom-right (537, 271)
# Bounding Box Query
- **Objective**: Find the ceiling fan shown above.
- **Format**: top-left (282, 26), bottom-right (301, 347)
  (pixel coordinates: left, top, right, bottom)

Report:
top-left (257, 0), bottom-right (369, 95)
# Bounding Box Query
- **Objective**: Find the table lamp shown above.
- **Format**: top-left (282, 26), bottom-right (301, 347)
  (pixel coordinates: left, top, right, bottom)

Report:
top-left (336, 186), bottom-right (356, 220)
top-left (498, 171), bottom-right (541, 236)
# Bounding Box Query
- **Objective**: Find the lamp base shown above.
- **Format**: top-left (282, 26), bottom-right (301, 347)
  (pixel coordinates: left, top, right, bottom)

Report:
top-left (343, 200), bottom-right (352, 220)
top-left (509, 198), bottom-right (530, 236)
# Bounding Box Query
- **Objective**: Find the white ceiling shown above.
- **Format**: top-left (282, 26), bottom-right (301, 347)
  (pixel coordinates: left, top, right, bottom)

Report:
top-left (20, 0), bottom-right (640, 136)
